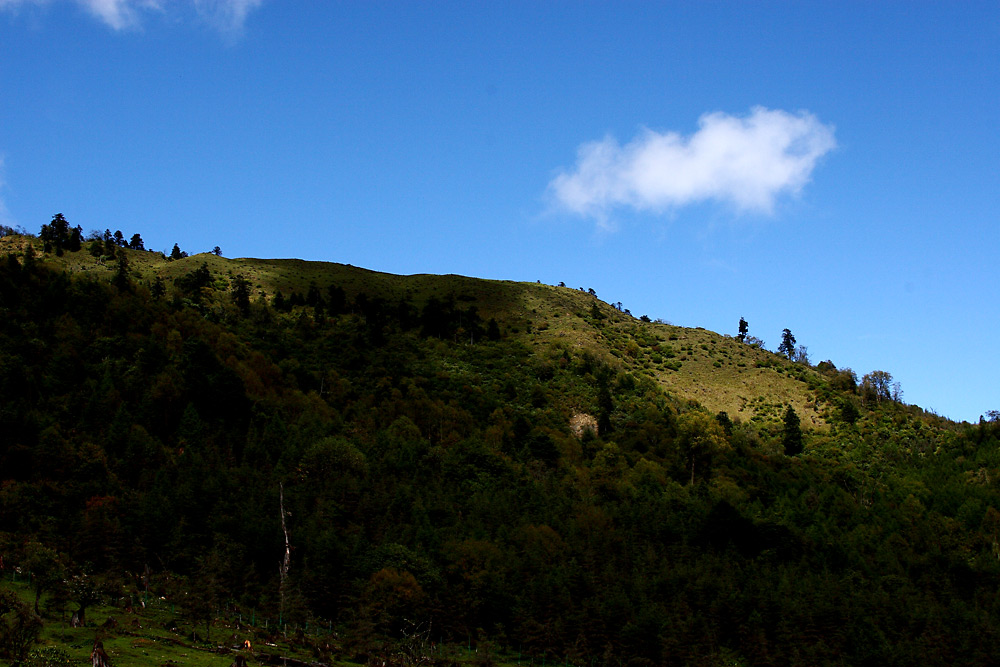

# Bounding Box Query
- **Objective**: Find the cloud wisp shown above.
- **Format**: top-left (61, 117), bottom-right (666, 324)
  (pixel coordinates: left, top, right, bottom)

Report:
top-left (193, 0), bottom-right (263, 35)
top-left (79, 0), bottom-right (156, 30)
top-left (0, 0), bottom-right (264, 33)
top-left (548, 107), bottom-right (836, 224)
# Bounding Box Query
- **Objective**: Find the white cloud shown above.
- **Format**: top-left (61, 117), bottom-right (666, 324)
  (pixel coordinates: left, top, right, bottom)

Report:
top-left (0, 0), bottom-right (262, 33)
top-left (548, 106), bottom-right (836, 223)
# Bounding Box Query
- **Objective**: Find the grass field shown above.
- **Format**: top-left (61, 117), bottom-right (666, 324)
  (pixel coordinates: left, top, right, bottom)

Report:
top-left (3, 578), bottom-right (339, 667)
top-left (3, 577), bottom-right (545, 667)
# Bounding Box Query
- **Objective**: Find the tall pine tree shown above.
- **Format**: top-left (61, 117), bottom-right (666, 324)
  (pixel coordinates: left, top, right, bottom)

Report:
top-left (783, 405), bottom-right (803, 456)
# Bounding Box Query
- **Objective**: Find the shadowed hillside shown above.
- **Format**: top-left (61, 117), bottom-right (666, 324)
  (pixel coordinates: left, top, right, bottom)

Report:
top-left (2, 232), bottom-right (998, 666)
top-left (0, 234), bottom-right (838, 428)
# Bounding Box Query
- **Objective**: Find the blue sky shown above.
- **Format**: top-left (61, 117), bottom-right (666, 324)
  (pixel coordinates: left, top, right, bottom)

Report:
top-left (1, 2), bottom-right (998, 422)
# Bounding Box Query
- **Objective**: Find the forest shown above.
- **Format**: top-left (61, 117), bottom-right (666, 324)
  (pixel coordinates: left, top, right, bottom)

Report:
top-left (3, 234), bottom-right (1000, 666)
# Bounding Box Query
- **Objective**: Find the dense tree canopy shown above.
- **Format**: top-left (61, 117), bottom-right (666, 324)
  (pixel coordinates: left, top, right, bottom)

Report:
top-left (0, 247), bottom-right (997, 665)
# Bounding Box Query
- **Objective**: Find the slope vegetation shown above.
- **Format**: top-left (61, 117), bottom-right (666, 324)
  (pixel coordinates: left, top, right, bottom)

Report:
top-left (2, 235), bottom-right (997, 666)
top-left (1, 235), bottom-right (835, 428)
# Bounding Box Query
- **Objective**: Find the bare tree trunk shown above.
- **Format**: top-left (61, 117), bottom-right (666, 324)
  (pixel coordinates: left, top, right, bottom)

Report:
top-left (278, 482), bottom-right (291, 636)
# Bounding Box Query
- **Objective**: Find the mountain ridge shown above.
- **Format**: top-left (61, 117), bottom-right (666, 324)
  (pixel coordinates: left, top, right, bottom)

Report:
top-left (0, 233), bottom-right (847, 430)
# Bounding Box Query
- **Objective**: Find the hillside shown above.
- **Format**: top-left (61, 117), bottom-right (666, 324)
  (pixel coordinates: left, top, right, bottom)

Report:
top-left (2, 233), bottom-right (999, 666)
top-left (0, 235), bottom-right (835, 429)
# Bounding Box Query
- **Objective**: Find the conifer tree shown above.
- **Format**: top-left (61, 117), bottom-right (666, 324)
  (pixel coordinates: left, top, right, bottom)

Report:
top-left (150, 275), bottom-right (166, 299)
top-left (783, 405), bottom-right (803, 455)
top-left (112, 252), bottom-right (131, 292)
top-left (231, 275), bottom-right (251, 315)
top-left (68, 225), bottom-right (83, 252)
top-left (778, 328), bottom-right (797, 359)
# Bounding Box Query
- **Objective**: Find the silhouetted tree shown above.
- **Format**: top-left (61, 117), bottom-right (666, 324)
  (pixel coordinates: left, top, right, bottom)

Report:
top-left (129, 234), bottom-right (145, 251)
top-left (150, 276), bottom-right (166, 299)
top-left (486, 318), bottom-right (501, 341)
top-left (326, 284), bottom-right (346, 314)
top-left (306, 282), bottom-right (323, 308)
top-left (738, 317), bottom-right (749, 343)
top-left (175, 263), bottom-right (212, 302)
top-left (715, 411), bottom-right (734, 437)
top-left (40, 213), bottom-right (72, 254)
top-left (68, 225), bottom-right (82, 252)
top-left (778, 328), bottom-right (796, 359)
top-left (112, 252), bottom-right (131, 292)
top-left (22, 242), bottom-right (36, 268)
top-left (231, 275), bottom-right (252, 315)
top-left (783, 405), bottom-right (803, 455)
top-left (273, 290), bottom-right (289, 312)
top-left (421, 297), bottom-right (451, 338)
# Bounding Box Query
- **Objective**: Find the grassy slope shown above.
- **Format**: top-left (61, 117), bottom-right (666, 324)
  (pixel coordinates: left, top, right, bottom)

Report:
top-left (0, 235), bottom-right (833, 429)
top-left (1, 579), bottom-right (517, 667)
top-left (3, 580), bottom-right (355, 667)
